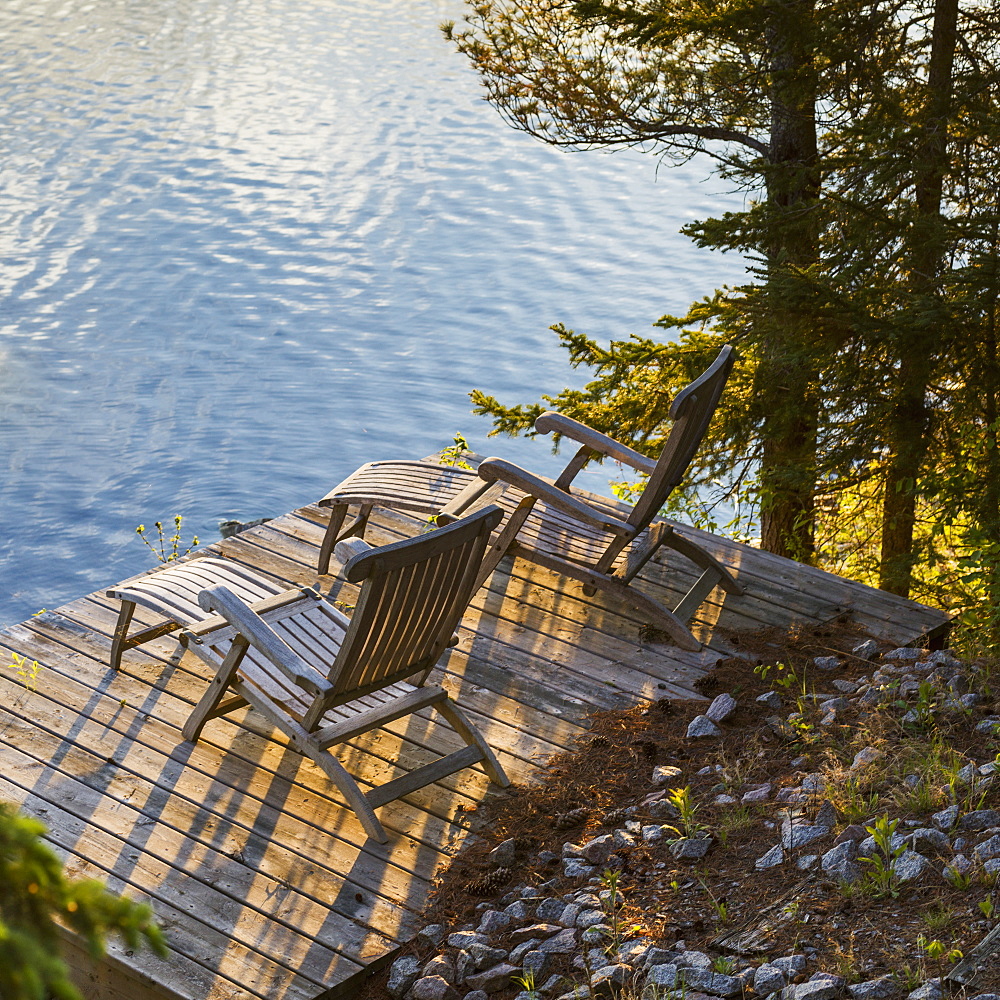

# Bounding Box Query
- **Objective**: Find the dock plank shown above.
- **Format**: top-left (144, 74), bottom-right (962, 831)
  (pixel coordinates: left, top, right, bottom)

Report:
top-left (0, 476), bottom-right (949, 1000)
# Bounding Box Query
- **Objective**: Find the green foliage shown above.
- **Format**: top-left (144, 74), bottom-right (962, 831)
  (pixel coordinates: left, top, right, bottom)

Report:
top-left (857, 814), bottom-right (906, 898)
top-left (438, 432), bottom-right (474, 470)
top-left (663, 785), bottom-right (703, 839)
top-left (12, 653), bottom-right (40, 695)
top-left (697, 876), bottom-right (729, 924)
top-left (0, 802), bottom-right (167, 1000)
top-left (448, 0), bottom-right (1000, 617)
top-left (135, 515), bottom-right (199, 564)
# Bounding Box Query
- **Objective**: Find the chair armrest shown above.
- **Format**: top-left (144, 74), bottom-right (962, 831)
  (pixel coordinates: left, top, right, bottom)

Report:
top-left (196, 585), bottom-right (333, 697)
top-left (534, 412), bottom-right (656, 477)
top-left (477, 458), bottom-right (634, 536)
top-left (334, 537), bottom-right (373, 564)
top-left (436, 477), bottom-right (509, 524)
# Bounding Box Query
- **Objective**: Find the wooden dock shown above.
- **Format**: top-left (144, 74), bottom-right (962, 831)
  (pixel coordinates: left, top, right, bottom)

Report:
top-left (0, 471), bottom-right (949, 1000)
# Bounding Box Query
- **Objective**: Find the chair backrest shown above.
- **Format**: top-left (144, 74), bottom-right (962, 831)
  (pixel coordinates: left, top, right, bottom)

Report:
top-left (326, 505), bottom-right (504, 704)
top-left (627, 345), bottom-right (735, 530)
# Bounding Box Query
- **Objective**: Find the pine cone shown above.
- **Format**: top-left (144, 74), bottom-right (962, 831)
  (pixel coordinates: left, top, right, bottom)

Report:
top-left (553, 807), bottom-right (589, 830)
top-left (589, 734), bottom-right (611, 749)
top-left (601, 807), bottom-right (632, 827)
top-left (464, 867), bottom-right (512, 896)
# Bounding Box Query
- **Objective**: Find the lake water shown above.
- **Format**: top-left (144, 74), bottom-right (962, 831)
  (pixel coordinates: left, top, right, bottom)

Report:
top-left (0, 0), bottom-right (745, 628)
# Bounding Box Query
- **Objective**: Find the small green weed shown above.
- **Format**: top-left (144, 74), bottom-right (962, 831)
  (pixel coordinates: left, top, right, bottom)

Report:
top-left (716, 805), bottom-right (756, 845)
top-left (922, 903), bottom-right (955, 932)
top-left (12, 653), bottom-right (41, 693)
top-left (943, 864), bottom-right (972, 890)
top-left (664, 786), bottom-right (704, 839)
top-left (753, 661), bottom-right (803, 692)
top-left (857, 814), bottom-right (906, 898)
top-left (598, 869), bottom-right (626, 953)
top-left (136, 515), bottom-right (199, 564)
top-left (697, 876), bottom-right (729, 924)
top-left (896, 680), bottom-right (938, 730)
top-left (438, 432), bottom-right (473, 469)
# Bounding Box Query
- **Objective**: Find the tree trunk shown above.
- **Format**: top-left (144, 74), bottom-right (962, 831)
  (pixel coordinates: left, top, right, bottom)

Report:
top-left (878, 0), bottom-right (959, 596)
top-left (758, 0), bottom-right (821, 561)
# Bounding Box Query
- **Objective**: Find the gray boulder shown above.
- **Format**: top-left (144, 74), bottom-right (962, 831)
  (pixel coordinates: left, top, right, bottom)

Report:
top-left (974, 833), bottom-right (1000, 861)
top-left (687, 714), bottom-right (723, 738)
top-left (931, 804), bottom-right (960, 830)
top-left (848, 976), bottom-right (900, 1000)
top-left (417, 924), bottom-right (445, 947)
top-left (538, 928), bottom-right (579, 954)
top-left (959, 809), bottom-right (1000, 831)
top-left (670, 836), bottom-right (713, 860)
top-left (387, 955), bottom-right (421, 999)
top-left (522, 949), bottom-right (549, 980)
top-left (652, 765), bottom-right (684, 786)
top-left (813, 656), bottom-right (842, 670)
top-left (782, 822), bottom-right (831, 850)
top-left (478, 910), bottom-right (512, 936)
top-left (906, 828), bottom-right (951, 854)
top-left (465, 963), bottom-right (519, 993)
top-left (590, 964), bottom-right (632, 997)
top-left (892, 850), bottom-right (929, 883)
top-left (679, 968), bottom-right (742, 997)
top-left (852, 746), bottom-right (884, 769)
top-left (907, 980), bottom-right (942, 1000)
top-left (645, 964), bottom-right (680, 989)
top-left (411, 976), bottom-right (460, 1000)
top-left (754, 964), bottom-right (787, 995)
top-left (488, 838), bottom-right (517, 867)
top-left (756, 844), bottom-right (784, 869)
top-left (707, 693), bottom-right (738, 722)
top-left (822, 841), bottom-right (861, 883)
top-left (773, 956), bottom-right (808, 977)
top-left (780, 981), bottom-right (840, 1000)
top-left (581, 834), bottom-right (616, 865)
top-left (422, 955), bottom-right (455, 983)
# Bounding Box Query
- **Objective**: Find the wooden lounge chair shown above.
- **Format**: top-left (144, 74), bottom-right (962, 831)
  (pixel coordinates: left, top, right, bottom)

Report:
top-left (178, 505), bottom-right (509, 844)
top-left (106, 557), bottom-right (285, 670)
top-left (316, 346), bottom-right (742, 651)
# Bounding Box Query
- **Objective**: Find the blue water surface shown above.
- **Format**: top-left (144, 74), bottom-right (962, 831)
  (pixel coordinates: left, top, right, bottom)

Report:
top-left (0, 0), bottom-right (746, 626)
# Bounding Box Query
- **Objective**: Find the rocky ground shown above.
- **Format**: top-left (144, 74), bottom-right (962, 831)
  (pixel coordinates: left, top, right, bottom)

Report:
top-left (360, 622), bottom-right (1000, 1000)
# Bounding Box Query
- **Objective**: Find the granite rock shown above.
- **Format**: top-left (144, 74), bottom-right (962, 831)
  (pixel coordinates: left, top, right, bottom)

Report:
top-left (687, 715), bottom-right (724, 739)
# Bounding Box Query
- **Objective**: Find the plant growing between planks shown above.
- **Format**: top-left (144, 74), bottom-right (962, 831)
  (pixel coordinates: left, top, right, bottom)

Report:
top-left (135, 515), bottom-right (199, 564)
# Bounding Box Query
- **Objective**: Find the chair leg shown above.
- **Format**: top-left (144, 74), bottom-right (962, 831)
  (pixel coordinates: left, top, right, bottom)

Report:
top-left (319, 504), bottom-right (376, 574)
top-left (318, 504), bottom-right (350, 575)
top-left (656, 525), bottom-right (743, 596)
top-left (597, 574), bottom-right (702, 651)
top-left (473, 496), bottom-right (536, 592)
top-left (303, 743), bottom-right (389, 843)
top-left (673, 568), bottom-right (724, 622)
top-left (436, 698), bottom-right (510, 788)
top-left (521, 549), bottom-right (702, 651)
top-left (110, 601), bottom-right (137, 671)
top-left (182, 636), bottom-right (249, 743)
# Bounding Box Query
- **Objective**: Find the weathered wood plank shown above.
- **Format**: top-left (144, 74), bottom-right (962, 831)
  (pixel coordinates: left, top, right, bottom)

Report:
top-left (36, 598), bottom-right (572, 783)
top-left (0, 691), bottom-right (401, 964)
top-left (0, 636), bottom-right (469, 887)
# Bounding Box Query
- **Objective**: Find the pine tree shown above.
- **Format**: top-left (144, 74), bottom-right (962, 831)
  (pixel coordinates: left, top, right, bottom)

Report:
top-left (0, 802), bottom-right (167, 1000)
top-left (449, 0), bottom-right (1000, 603)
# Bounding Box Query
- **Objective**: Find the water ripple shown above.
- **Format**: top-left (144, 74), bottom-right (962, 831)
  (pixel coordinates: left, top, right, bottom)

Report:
top-left (0, 0), bottom-right (746, 625)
